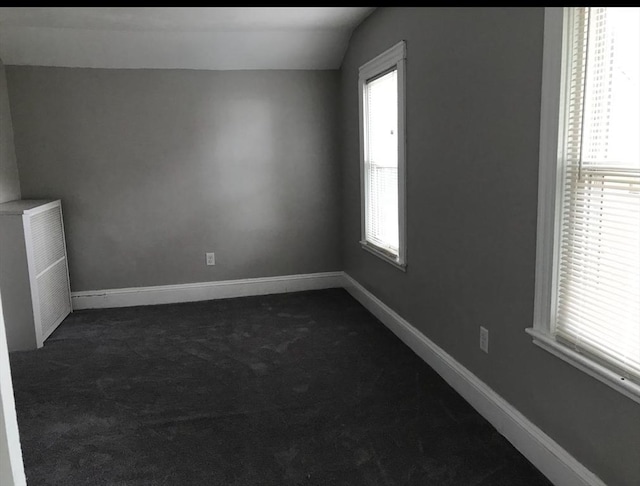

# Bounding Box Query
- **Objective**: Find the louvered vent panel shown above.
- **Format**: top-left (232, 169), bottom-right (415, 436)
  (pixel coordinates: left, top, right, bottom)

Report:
top-left (31, 206), bottom-right (65, 275)
top-left (37, 258), bottom-right (70, 338)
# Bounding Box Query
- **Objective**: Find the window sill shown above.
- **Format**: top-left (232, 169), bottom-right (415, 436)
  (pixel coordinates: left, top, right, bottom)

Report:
top-left (360, 241), bottom-right (406, 272)
top-left (525, 328), bottom-right (640, 404)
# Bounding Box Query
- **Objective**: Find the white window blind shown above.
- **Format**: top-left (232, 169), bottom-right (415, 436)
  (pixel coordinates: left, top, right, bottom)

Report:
top-left (556, 7), bottom-right (640, 381)
top-left (364, 69), bottom-right (399, 254)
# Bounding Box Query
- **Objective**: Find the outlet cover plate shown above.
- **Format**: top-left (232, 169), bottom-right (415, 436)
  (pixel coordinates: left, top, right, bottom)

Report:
top-left (480, 326), bottom-right (489, 353)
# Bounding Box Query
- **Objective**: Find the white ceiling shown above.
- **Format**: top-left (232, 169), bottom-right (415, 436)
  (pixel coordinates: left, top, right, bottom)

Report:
top-left (0, 7), bottom-right (375, 70)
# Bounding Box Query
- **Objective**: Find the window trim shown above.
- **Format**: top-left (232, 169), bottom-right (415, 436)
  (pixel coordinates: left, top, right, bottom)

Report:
top-left (358, 41), bottom-right (407, 270)
top-left (527, 7), bottom-right (640, 404)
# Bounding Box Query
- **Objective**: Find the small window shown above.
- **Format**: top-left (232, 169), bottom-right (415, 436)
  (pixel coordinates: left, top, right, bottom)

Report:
top-left (530, 7), bottom-right (640, 402)
top-left (359, 41), bottom-right (407, 269)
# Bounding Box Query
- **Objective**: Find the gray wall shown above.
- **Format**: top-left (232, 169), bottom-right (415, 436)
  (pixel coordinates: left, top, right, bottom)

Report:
top-left (340, 7), bottom-right (639, 486)
top-left (0, 58), bottom-right (20, 204)
top-left (7, 68), bottom-right (341, 292)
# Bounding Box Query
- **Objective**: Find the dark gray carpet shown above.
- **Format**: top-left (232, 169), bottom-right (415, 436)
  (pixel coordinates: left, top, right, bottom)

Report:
top-left (9, 289), bottom-right (551, 485)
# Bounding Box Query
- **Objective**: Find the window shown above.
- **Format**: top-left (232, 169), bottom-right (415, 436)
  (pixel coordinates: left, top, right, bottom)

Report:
top-left (529, 7), bottom-right (640, 402)
top-left (359, 41), bottom-right (406, 269)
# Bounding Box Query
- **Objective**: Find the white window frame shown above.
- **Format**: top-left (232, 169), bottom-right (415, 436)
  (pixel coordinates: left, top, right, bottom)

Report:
top-left (527, 7), bottom-right (640, 403)
top-left (358, 41), bottom-right (407, 270)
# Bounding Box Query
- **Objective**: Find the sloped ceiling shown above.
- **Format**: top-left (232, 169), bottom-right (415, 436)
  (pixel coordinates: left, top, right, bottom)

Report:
top-left (0, 7), bottom-right (375, 70)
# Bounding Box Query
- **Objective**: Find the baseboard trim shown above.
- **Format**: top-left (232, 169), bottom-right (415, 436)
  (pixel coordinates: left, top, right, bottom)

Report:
top-left (71, 270), bottom-right (604, 485)
top-left (343, 273), bottom-right (604, 486)
top-left (71, 271), bottom-right (344, 310)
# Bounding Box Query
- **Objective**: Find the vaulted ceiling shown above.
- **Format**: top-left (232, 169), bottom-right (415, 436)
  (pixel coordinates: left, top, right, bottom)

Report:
top-left (0, 7), bottom-right (375, 70)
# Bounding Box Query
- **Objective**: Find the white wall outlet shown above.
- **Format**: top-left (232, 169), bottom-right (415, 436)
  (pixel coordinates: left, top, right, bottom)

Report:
top-left (480, 326), bottom-right (489, 353)
top-left (206, 252), bottom-right (215, 266)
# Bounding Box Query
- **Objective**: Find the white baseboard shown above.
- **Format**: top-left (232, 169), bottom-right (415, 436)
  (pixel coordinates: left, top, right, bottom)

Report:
top-left (71, 271), bottom-right (344, 310)
top-left (71, 269), bottom-right (604, 486)
top-left (343, 273), bottom-right (604, 486)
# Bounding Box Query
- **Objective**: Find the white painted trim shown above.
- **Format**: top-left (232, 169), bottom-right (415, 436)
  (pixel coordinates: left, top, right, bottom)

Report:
top-left (358, 41), bottom-right (406, 77)
top-left (533, 7), bottom-right (566, 334)
top-left (343, 273), bottom-right (605, 486)
top-left (526, 328), bottom-right (640, 404)
top-left (359, 240), bottom-right (406, 271)
top-left (397, 47), bottom-right (407, 267)
top-left (358, 40), bottom-right (407, 268)
top-left (359, 63), bottom-right (367, 263)
top-left (71, 272), bottom-right (344, 310)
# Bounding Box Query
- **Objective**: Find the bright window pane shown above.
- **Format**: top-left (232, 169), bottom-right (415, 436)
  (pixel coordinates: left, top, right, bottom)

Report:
top-left (365, 69), bottom-right (399, 253)
top-left (556, 7), bottom-right (640, 381)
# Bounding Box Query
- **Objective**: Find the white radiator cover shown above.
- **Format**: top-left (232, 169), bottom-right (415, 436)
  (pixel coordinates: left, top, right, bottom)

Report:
top-left (0, 200), bottom-right (72, 351)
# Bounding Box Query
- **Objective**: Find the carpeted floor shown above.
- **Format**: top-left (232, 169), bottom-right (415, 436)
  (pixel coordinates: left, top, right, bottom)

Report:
top-left (9, 289), bottom-right (551, 485)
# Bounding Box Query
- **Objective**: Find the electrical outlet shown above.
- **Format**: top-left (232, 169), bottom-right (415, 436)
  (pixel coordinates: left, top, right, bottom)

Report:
top-left (480, 326), bottom-right (489, 353)
top-left (206, 252), bottom-right (215, 266)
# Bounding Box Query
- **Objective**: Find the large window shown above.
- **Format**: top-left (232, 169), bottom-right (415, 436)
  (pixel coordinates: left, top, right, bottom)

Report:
top-left (359, 41), bottom-right (406, 269)
top-left (530, 7), bottom-right (640, 402)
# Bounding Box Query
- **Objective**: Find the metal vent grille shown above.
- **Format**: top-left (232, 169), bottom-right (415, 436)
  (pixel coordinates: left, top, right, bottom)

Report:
top-left (37, 258), bottom-right (70, 338)
top-left (31, 206), bottom-right (65, 275)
